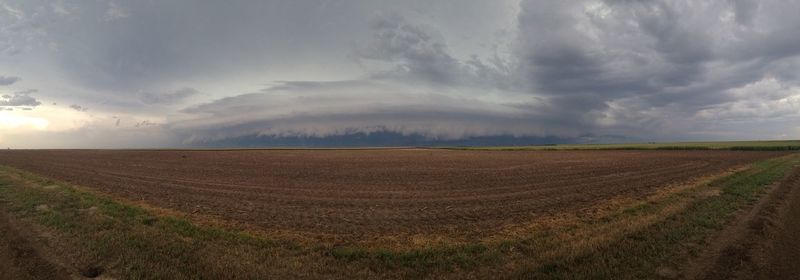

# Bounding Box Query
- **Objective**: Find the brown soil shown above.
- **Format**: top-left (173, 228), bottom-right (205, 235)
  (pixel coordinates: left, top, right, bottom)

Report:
top-left (0, 149), bottom-right (786, 244)
top-left (685, 163), bottom-right (800, 280)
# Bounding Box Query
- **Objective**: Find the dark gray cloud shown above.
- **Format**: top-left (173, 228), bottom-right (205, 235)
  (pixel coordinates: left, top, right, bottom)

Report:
top-left (2, 0), bottom-right (513, 114)
top-left (0, 76), bottom-right (20, 85)
top-left (168, 0), bottom-right (800, 144)
top-left (507, 0), bottom-right (800, 137)
top-left (2, 0), bottom-right (381, 92)
top-left (731, 0), bottom-right (759, 25)
top-left (356, 12), bottom-right (512, 89)
top-left (358, 12), bottom-right (462, 85)
top-left (0, 90), bottom-right (41, 107)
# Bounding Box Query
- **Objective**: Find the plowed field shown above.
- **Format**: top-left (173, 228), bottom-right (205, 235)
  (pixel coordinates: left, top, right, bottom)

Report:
top-left (0, 150), bottom-right (786, 243)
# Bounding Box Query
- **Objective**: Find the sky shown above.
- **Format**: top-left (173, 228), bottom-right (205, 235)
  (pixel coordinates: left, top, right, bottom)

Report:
top-left (0, 0), bottom-right (799, 148)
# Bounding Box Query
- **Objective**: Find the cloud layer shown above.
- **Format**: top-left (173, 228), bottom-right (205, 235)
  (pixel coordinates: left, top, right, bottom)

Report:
top-left (1, 0), bottom-right (799, 148)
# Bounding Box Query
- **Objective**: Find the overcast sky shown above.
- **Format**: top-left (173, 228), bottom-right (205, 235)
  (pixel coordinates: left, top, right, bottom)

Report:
top-left (0, 0), bottom-right (799, 148)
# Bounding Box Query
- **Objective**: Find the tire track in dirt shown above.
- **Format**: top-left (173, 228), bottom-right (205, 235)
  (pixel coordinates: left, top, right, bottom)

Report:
top-left (684, 162), bottom-right (800, 280)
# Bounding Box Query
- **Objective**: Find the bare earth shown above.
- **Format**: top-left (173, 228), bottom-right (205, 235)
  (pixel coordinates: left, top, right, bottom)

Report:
top-left (0, 149), bottom-right (785, 244)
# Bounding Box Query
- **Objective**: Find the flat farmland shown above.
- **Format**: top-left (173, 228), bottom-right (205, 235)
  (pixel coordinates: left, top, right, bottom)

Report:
top-left (0, 149), bottom-right (786, 245)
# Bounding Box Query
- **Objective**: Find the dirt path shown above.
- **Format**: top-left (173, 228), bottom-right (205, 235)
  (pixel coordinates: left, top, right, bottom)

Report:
top-left (685, 164), bottom-right (800, 279)
top-left (0, 206), bottom-right (70, 280)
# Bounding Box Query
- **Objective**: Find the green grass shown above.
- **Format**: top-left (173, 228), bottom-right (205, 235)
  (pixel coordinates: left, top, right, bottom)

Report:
top-left (0, 153), bottom-right (798, 279)
top-left (451, 140), bottom-right (800, 151)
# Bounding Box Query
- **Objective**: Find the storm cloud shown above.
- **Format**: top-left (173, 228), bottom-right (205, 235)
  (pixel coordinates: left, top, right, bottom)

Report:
top-left (1, 0), bottom-right (799, 148)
